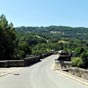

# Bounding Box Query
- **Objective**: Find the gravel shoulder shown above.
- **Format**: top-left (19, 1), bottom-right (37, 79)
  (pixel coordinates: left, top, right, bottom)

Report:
top-left (0, 67), bottom-right (23, 77)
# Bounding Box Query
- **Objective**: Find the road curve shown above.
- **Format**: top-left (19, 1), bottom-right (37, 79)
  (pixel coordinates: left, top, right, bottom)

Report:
top-left (0, 55), bottom-right (87, 88)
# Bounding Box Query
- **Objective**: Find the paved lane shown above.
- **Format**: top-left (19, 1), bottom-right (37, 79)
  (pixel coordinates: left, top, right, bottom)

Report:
top-left (0, 55), bottom-right (87, 88)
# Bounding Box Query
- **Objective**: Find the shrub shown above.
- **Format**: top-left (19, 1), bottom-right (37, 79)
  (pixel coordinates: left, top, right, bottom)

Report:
top-left (15, 50), bottom-right (26, 59)
top-left (19, 41), bottom-right (32, 55)
top-left (80, 51), bottom-right (88, 68)
top-left (71, 57), bottom-right (84, 67)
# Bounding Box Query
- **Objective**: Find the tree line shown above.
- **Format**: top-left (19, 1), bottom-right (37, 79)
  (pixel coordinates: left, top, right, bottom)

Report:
top-left (0, 15), bottom-right (32, 60)
top-left (0, 14), bottom-right (88, 68)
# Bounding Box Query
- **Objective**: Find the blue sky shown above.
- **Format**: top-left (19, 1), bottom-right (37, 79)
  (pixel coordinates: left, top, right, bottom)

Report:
top-left (0, 0), bottom-right (88, 27)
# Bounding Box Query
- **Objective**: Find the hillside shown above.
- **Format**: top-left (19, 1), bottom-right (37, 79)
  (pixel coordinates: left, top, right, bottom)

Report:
top-left (16, 26), bottom-right (88, 40)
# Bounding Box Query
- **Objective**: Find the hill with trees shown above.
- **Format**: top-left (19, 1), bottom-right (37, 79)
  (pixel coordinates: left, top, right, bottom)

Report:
top-left (15, 26), bottom-right (88, 68)
top-left (0, 14), bottom-right (88, 68)
top-left (16, 26), bottom-right (88, 40)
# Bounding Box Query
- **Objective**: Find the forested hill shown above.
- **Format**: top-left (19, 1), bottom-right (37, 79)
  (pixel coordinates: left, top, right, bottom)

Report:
top-left (0, 14), bottom-right (88, 68)
top-left (15, 26), bottom-right (88, 40)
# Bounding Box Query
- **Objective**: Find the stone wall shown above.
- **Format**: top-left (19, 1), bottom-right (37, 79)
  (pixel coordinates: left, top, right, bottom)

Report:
top-left (54, 60), bottom-right (88, 80)
top-left (54, 60), bottom-right (72, 70)
top-left (0, 52), bottom-right (54, 67)
top-left (68, 67), bottom-right (88, 80)
top-left (0, 56), bottom-right (40, 67)
top-left (8, 60), bottom-right (24, 67)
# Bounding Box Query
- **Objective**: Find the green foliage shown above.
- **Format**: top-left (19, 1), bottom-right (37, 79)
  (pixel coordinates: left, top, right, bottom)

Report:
top-left (14, 35), bottom-right (32, 59)
top-left (75, 47), bottom-right (85, 57)
top-left (14, 49), bottom-right (25, 59)
top-left (18, 41), bottom-right (32, 55)
top-left (71, 57), bottom-right (84, 67)
top-left (1, 14), bottom-right (88, 67)
top-left (16, 26), bottom-right (88, 40)
top-left (80, 51), bottom-right (88, 68)
top-left (32, 43), bottom-right (50, 55)
top-left (0, 14), bottom-right (32, 60)
top-left (0, 14), bottom-right (16, 60)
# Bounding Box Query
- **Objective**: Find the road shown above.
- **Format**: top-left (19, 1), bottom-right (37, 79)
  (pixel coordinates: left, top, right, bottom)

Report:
top-left (0, 54), bottom-right (87, 88)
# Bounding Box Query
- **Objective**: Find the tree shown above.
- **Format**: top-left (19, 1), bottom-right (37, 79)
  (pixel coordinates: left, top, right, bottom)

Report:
top-left (0, 14), bottom-right (16, 60)
top-left (18, 41), bottom-right (32, 55)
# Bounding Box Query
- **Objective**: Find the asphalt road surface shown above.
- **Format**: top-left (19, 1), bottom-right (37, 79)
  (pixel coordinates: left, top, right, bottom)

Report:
top-left (0, 55), bottom-right (87, 88)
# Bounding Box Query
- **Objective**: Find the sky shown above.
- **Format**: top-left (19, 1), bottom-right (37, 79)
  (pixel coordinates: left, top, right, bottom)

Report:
top-left (0, 0), bottom-right (88, 27)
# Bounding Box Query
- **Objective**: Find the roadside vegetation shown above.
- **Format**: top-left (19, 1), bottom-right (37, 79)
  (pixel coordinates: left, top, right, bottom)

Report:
top-left (0, 14), bottom-right (31, 60)
top-left (71, 47), bottom-right (88, 68)
top-left (0, 14), bottom-right (88, 68)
